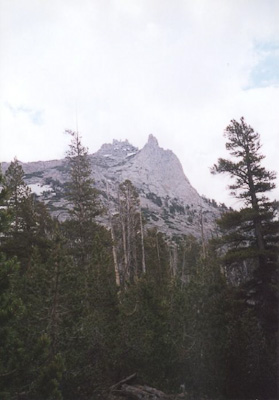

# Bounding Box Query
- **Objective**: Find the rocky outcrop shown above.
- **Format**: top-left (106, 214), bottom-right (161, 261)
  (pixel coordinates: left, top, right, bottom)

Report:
top-left (122, 134), bottom-right (201, 203)
top-left (1, 135), bottom-right (223, 238)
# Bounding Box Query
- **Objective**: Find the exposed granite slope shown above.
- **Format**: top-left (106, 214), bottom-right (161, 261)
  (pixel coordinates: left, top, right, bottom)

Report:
top-left (1, 135), bottom-right (223, 238)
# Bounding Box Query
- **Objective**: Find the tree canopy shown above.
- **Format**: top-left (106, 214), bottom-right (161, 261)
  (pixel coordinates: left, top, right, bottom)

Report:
top-left (0, 123), bottom-right (278, 400)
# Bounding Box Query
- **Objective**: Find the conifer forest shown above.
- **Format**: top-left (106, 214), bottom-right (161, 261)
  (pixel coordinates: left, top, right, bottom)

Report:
top-left (0, 119), bottom-right (278, 400)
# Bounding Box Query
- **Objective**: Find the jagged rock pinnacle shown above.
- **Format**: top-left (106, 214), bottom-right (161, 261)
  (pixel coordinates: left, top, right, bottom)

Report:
top-left (148, 134), bottom-right (159, 147)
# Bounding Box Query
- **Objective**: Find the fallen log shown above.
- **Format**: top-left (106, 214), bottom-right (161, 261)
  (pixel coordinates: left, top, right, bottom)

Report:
top-left (109, 373), bottom-right (137, 392)
top-left (111, 386), bottom-right (166, 399)
top-left (108, 374), bottom-right (181, 400)
top-left (112, 383), bottom-right (169, 399)
top-left (134, 384), bottom-right (168, 398)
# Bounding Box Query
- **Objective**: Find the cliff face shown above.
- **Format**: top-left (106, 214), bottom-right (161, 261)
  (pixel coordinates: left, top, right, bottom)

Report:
top-left (91, 134), bottom-right (221, 238)
top-left (123, 134), bottom-right (201, 203)
top-left (2, 135), bottom-right (222, 238)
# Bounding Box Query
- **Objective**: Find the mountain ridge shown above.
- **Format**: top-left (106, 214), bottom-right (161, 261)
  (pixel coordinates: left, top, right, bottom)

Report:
top-left (1, 135), bottom-right (224, 238)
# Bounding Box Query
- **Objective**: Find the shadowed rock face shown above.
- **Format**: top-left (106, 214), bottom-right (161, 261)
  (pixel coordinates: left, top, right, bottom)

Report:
top-left (1, 135), bottom-right (222, 238)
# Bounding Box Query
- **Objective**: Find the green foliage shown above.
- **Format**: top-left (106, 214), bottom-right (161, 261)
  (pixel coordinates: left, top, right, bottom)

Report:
top-left (0, 169), bottom-right (12, 234)
top-left (145, 192), bottom-right (163, 207)
top-left (35, 353), bottom-right (64, 400)
top-left (3, 158), bottom-right (31, 233)
top-left (212, 118), bottom-right (278, 315)
top-left (1, 160), bottom-right (54, 271)
top-left (168, 247), bottom-right (228, 396)
top-left (0, 256), bottom-right (24, 394)
top-left (211, 117), bottom-right (276, 203)
top-left (169, 200), bottom-right (185, 215)
top-left (1, 124), bottom-right (277, 399)
top-left (65, 130), bottom-right (101, 223)
top-left (144, 229), bottom-right (170, 285)
top-left (223, 289), bottom-right (278, 399)
top-left (117, 276), bottom-right (175, 389)
top-left (211, 117), bottom-right (278, 398)
top-left (0, 252), bottom-right (64, 400)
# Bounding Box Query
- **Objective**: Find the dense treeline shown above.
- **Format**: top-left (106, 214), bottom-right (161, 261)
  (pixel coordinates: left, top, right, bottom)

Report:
top-left (0, 121), bottom-right (278, 400)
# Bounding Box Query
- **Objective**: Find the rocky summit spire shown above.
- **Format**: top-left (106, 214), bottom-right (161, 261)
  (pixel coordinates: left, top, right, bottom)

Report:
top-left (147, 134), bottom-right (159, 147)
top-left (125, 133), bottom-right (199, 204)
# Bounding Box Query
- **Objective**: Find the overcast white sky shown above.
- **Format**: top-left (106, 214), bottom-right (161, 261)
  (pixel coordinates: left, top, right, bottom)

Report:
top-left (1, 0), bottom-right (278, 207)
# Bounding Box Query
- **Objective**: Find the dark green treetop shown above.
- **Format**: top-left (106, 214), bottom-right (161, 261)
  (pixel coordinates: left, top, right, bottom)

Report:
top-left (211, 117), bottom-right (278, 257)
top-left (211, 117), bottom-right (277, 210)
top-left (3, 158), bottom-right (31, 233)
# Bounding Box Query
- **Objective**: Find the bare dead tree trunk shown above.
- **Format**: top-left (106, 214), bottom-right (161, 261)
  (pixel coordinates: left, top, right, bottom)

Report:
top-left (156, 232), bottom-right (161, 273)
top-left (106, 182), bottom-right (120, 287)
top-left (126, 192), bottom-right (132, 281)
top-left (199, 206), bottom-right (206, 259)
top-left (169, 243), bottom-right (178, 277)
top-left (139, 204), bottom-right (146, 274)
top-left (50, 259), bottom-right (60, 353)
top-left (119, 190), bottom-right (128, 283)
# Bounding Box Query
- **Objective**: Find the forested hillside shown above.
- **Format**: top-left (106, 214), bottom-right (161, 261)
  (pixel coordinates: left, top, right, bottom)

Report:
top-left (0, 120), bottom-right (278, 400)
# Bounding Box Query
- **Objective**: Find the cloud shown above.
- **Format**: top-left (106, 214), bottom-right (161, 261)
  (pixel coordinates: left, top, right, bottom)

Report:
top-left (0, 0), bottom-right (278, 206)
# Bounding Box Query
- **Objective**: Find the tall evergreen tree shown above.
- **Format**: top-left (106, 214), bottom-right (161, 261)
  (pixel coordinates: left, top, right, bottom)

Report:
top-left (63, 130), bottom-right (103, 300)
top-left (65, 130), bottom-right (100, 223)
top-left (0, 169), bottom-right (12, 234)
top-left (211, 117), bottom-right (278, 299)
top-left (1, 159), bottom-right (53, 270)
top-left (211, 117), bottom-right (278, 398)
top-left (211, 117), bottom-right (278, 257)
top-left (3, 158), bottom-right (31, 233)
top-left (60, 131), bottom-right (119, 398)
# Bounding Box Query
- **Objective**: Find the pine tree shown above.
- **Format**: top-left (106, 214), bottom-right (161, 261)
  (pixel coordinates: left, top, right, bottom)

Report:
top-left (63, 130), bottom-right (103, 302)
top-left (211, 118), bottom-right (278, 315)
top-left (65, 130), bottom-right (100, 223)
top-left (3, 158), bottom-right (31, 233)
top-left (1, 159), bottom-right (54, 270)
top-left (60, 131), bottom-right (120, 397)
top-left (0, 169), bottom-right (12, 234)
top-left (211, 117), bottom-right (278, 398)
top-left (211, 117), bottom-right (278, 259)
